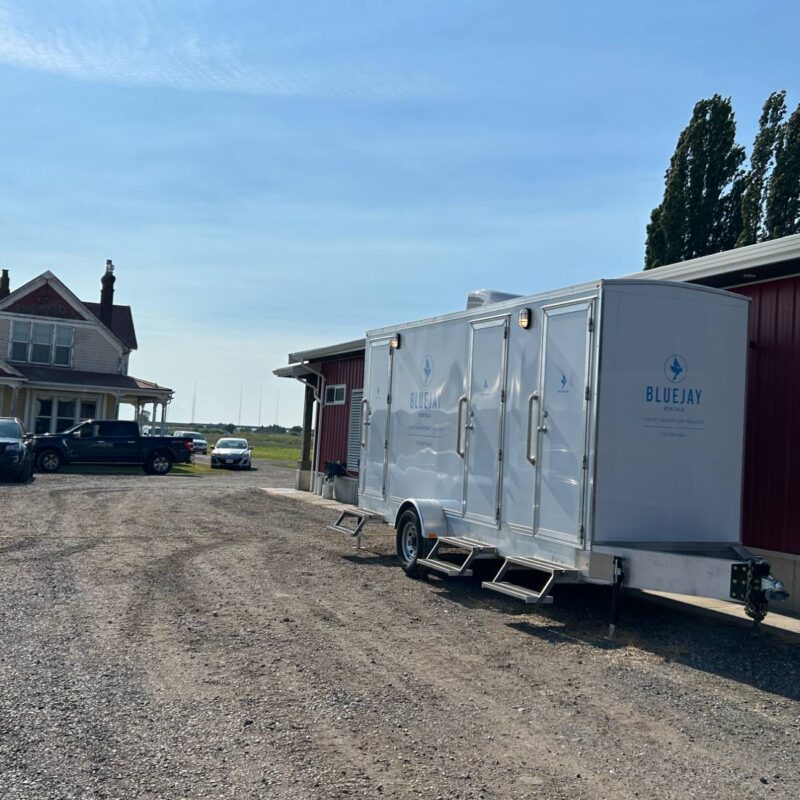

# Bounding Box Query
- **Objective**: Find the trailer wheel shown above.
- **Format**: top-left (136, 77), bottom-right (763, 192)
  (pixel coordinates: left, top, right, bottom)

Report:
top-left (396, 509), bottom-right (430, 578)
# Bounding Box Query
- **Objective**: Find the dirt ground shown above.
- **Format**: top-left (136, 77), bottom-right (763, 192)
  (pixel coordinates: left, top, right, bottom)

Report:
top-left (1, 464), bottom-right (798, 800)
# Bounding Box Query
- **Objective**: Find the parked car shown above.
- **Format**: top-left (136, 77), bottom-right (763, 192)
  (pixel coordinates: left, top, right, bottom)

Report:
top-left (33, 420), bottom-right (193, 475)
top-left (210, 438), bottom-right (252, 470)
top-left (173, 430), bottom-right (208, 454)
top-left (0, 417), bottom-right (34, 483)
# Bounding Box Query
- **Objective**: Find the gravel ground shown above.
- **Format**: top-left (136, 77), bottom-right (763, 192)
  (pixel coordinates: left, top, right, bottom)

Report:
top-left (1, 464), bottom-right (799, 800)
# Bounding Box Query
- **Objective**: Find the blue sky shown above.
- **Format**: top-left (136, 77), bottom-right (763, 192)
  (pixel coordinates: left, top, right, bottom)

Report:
top-left (1, 0), bottom-right (798, 425)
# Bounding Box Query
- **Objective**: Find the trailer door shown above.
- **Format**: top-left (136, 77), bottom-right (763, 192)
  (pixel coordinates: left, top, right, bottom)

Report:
top-left (463, 317), bottom-right (509, 524)
top-left (534, 301), bottom-right (594, 546)
top-left (361, 337), bottom-right (393, 499)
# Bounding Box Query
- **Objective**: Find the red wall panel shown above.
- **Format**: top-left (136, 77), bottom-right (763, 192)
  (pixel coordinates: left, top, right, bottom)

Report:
top-left (317, 356), bottom-right (365, 474)
top-left (734, 276), bottom-right (800, 555)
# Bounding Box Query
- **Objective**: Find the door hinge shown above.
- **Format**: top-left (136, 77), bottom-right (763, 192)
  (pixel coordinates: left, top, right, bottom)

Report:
top-left (588, 316), bottom-right (594, 332)
top-left (582, 454), bottom-right (588, 469)
top-left (386, 393), bottom-right (392, 404)
top-left (585, 385), bottom-right (591, 401)
top-left (579, 523), bottom-right (585, 533)
top-left (503, 325), bottom-right (509, 339)
top-left (498, 448), bottom-right (503, 462)
top-left (501, 389), bottom-right (506, 402)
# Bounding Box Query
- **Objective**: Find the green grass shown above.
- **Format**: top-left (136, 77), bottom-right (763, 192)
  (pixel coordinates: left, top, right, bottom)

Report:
top-left (195, 429), bottom-right (302, 466)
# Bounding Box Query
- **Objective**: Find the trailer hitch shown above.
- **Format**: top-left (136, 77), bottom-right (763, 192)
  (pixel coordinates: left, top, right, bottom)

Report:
top-left (730, 558), bottom-right (788, 632)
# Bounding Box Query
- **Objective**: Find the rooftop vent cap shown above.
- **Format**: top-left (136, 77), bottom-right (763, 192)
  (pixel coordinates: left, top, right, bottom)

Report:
top-left (466, 289), bottom-right (522, 310)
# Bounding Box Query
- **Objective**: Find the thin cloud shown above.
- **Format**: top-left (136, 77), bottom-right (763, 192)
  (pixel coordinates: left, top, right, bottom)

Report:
top-left (0, 0), bottom-right (439, 99)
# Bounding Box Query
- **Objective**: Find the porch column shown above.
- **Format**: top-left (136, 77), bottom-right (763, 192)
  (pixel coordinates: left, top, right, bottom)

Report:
top-left (152, 400), bottom-right (157, 434)
top-left (295, 382), bottom-right (315, 491)
top-left (10, 386), bottom-right (20, 416)
top-left (160, 400), bottom-right (167, 434)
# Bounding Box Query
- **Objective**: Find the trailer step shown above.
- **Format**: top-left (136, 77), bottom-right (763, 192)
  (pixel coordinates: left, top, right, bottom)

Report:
top-left (482, 580), bottom-right (554, 605)
top-left (482, 556), bottom-right (579, 605)
top-left (417, 536), bottom-right (498, 577)
top-left (327, 509), bottom-right (373, 547)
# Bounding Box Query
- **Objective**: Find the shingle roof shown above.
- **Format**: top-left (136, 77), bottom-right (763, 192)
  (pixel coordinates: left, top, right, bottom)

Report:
top-left (82, 302), bottom-right (138, 350)
top-left (12, 364), bottom-right (170, 393)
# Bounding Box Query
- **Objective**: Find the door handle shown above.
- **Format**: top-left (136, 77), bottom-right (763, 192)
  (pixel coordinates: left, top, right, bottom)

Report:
top-left (526, 392), bottom-right (539, 465)
top-left (537, 425), bottom-right (548, 433)
top-left (456, 395), bottom-right (468, 457)
top-left (360, 398), bottom-right (369, 447)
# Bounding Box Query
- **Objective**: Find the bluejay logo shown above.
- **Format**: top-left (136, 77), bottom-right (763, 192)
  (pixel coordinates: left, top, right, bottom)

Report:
top-left (664, 354), bottom-right (687, 383)
top-left (646, 354), bottom-right (702, 406)
top-left (421, 355), bottom-right (433, 387)
top-left (560, 373), bottom-right (568, 389)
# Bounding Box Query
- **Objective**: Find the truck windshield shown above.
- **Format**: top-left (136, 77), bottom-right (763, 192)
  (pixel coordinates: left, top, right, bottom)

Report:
top-left (0, 420), bottom-right (23, 438)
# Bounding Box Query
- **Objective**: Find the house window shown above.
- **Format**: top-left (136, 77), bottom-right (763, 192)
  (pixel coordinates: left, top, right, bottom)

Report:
top-left (324, 384), bottom-right (346, 405)
top-left (8, 321), bottom-right (74, 366)
top-left (56, 399), bottom-right (76, 432)
top-left (80, 400), bottom-right (97, 421)
top-left (35, 397), bottom-right (53, 434)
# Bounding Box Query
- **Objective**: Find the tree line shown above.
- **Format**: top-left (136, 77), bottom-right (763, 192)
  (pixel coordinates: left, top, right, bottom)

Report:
top-left (645, 92), bottom-right (800, 269)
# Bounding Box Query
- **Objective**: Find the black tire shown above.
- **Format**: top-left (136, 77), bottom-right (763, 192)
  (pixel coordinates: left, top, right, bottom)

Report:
top-left (145, 451), bottom-right (173, 476)
top-left (395, 509), bottom-right (431, 578)
top-left (36, 449), bottom-right (62, 473)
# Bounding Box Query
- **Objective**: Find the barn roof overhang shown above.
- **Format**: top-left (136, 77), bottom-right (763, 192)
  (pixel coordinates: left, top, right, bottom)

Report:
top-left (624, 233), bottom-right (800, 289)
top-left (286, 338), bottom-right (365, 365)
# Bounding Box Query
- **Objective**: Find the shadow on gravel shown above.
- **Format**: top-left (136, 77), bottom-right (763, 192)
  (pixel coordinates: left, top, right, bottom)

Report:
top-left (341, 552), bottom-right (398, 568)
top-left (429, 578), bottom-right (800, 701)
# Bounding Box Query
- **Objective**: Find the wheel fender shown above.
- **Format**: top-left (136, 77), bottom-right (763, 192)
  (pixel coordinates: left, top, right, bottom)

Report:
top-left (394, 499), bottom-right (448, 540)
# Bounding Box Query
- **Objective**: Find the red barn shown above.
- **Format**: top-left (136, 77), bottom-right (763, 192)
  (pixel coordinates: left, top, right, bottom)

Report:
top-left (274, 339), bottom-right (365, 501)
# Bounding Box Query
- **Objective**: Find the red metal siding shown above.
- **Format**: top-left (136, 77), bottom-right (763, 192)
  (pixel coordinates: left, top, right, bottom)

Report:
top-left (733, 276), bottom-right (800, 555)
top-left (318, 356), bottom-right (365, 473)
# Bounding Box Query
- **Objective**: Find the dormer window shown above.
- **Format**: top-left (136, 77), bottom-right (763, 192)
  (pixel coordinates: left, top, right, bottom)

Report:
top-left (9, 320), bottom-right (74, 367)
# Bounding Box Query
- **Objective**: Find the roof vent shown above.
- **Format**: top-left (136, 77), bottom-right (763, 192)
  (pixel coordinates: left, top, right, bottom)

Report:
top-left (466, 289), bottom-right (522, 310)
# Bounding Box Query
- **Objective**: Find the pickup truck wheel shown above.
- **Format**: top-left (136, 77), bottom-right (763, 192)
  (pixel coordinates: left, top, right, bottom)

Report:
top-left (396, 509), bottom-right (431, 579)
top-left (146, 452), bottom-right (173, 475)
top-left (36, 449), bottom-right (62, 473)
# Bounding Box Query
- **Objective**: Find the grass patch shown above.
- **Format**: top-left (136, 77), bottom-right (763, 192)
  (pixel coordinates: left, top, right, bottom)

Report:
top-left (250, 445), bottom-right (300, 465)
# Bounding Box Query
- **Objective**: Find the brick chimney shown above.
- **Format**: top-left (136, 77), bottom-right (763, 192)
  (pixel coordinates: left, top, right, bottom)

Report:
top-left (100, 259), bottom-right (115, 326)
top-left (0, 269), bottom-right (9, 299)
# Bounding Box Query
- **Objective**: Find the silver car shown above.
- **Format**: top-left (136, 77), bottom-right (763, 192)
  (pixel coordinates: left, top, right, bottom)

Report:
top-left (210, 438), bottom-right (252, 470)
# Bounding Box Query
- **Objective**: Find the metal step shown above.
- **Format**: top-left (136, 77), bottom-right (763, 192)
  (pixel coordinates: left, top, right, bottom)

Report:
top-left (481, 580), bottom-right (554, 605)
top-left (481, 555), bottom-right (579, 605)
top-left (417, 535), bottom-right (498, 577)
top-left (417, 557), bottom-right (473, 577)
top-left (327, 509), bottom-right (372, 547)
top-left (436, 536), bottom-right (497, 554)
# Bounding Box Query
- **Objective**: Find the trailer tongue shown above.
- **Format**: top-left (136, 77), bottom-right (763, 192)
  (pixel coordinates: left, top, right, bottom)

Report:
top-left (346, 279), bottom-right (787, 631)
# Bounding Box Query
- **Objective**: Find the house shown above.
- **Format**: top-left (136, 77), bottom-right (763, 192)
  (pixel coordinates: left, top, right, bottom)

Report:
top-left (0, 261), bottom-right (173, 434)
top-left (274, 339), bottom-right (365, 496)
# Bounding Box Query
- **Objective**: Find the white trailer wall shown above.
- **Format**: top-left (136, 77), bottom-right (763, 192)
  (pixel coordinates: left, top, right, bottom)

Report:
top-left (593, 282), bottom-right (748, 545)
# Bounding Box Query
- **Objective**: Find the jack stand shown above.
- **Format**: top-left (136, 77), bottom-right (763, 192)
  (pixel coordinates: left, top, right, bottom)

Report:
top-left (605, 557), bottom-right (625, 641)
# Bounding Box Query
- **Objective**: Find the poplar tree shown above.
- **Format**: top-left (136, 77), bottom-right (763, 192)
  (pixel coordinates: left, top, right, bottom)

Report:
top-left (738, 91), bottom-right (787, 246)
top-left (644, 95), bottom-right (746, 269)
top-left (765, 103), bottom-right (800, 239)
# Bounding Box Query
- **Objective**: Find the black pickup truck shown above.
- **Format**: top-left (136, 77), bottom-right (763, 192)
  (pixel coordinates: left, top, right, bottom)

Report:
top-left (33, 420), bottom-right (193, 475)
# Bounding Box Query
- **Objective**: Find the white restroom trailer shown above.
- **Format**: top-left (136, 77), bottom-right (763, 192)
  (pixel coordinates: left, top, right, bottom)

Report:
top-left (354, 279), bottom-right (787, 625)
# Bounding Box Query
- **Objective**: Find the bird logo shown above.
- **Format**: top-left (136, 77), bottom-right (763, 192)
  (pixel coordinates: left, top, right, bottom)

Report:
top-left (421, 355), bottom-right (433, 386)
top-left (560, 373), bottom-right (568, 389)
top-left (664, 354), bottom-right (687, 383)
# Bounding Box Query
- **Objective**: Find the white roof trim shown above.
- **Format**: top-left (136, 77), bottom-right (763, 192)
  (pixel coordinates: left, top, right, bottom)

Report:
top-left (0, 271), bottom-right (128, 353)
top-left (622, 233), bottom-right (800, 283)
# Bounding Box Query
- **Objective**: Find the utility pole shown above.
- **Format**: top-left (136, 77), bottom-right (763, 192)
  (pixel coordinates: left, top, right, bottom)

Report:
top-left (258, 384), bottom-right (263, 427)
top-left (191, 380), bottom-right (197, 425)
top-left (238, 379), bottom-right (243, 426)
top-left (275, 386), bottom-right (280, 425)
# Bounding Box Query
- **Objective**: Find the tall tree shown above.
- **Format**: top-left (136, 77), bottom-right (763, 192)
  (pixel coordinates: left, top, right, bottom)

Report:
top-left (737, 91), bottom-right (787, 246)
top-left (644, 95), bottom-right (746, 269)
top-left (765, 102), bottom-right (800, 239)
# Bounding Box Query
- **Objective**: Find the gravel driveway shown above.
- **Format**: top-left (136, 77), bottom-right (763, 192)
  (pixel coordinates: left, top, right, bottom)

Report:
top-left (1, 464), bottom-right (798, 799)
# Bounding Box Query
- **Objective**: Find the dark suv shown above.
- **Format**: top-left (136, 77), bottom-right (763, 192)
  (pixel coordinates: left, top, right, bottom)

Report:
top-left (0, 417), bottom-right (34, 483)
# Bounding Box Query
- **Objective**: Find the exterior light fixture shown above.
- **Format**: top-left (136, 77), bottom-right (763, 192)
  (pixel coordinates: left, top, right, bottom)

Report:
top-left (518, 308), bottom-right (532, 329)
top-left (390, 333), bottom-right (402, 349)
